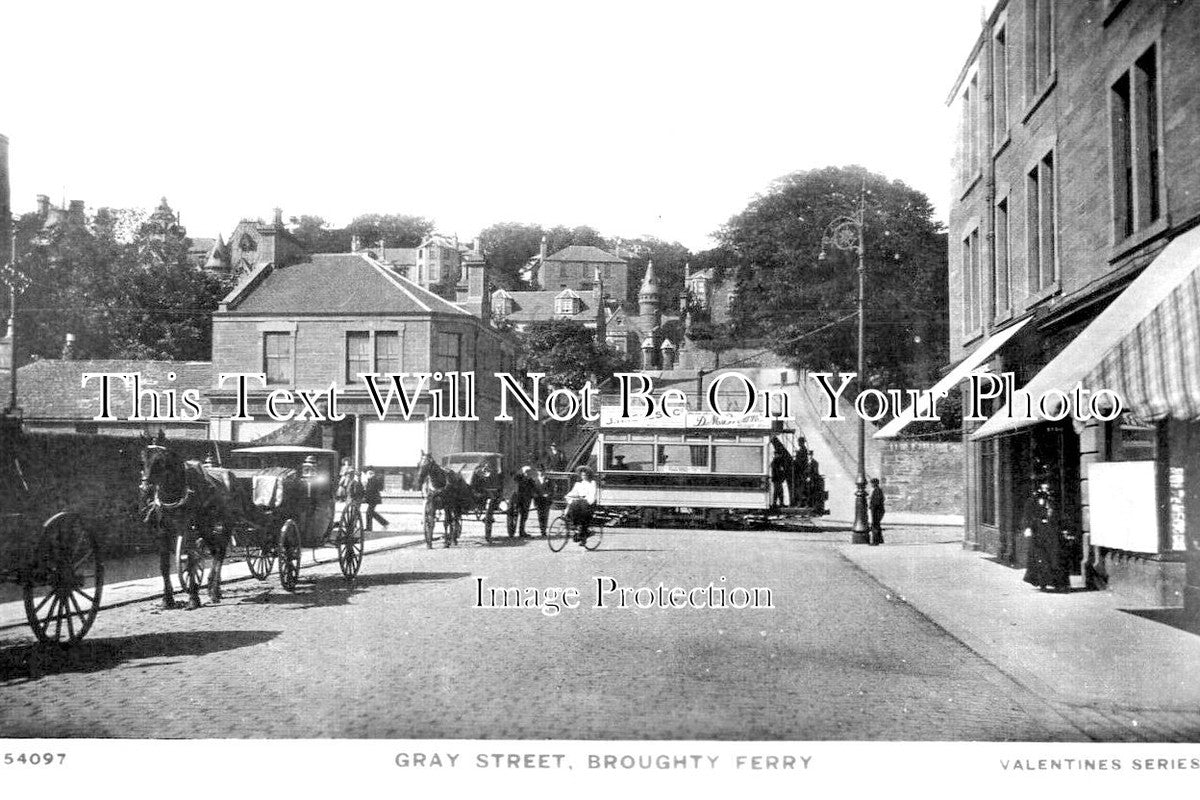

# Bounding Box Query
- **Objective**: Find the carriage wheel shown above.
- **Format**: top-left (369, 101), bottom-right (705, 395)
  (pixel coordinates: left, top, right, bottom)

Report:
top-left (422, 501), bottom-right (436, 549)
top-left (278, 520), bottom-right (302, 592)
top-left (246, 543), bottom-right (275, 580)
top-left (175, 531), bottom-right (211, 595)
top-left (546, 515), bottom-right (570, 552)
top-left (337, 509), bottom-right (365, 579)
top-left (23, 512), bottom-right (104, 645)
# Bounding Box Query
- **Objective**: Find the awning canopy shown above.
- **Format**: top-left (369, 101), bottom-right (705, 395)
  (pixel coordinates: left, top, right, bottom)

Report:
top-left (971, 225), bottom-right (1200, 440)
top-left (874, 317), bottom-right (1032, 439)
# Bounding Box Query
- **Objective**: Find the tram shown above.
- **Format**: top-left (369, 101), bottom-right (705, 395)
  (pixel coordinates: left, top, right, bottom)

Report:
top-left (593, 404), bottom-right (794, 528)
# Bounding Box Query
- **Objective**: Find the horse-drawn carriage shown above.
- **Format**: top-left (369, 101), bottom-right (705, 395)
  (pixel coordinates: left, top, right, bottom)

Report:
top-left (1, 440), bottom-right (104, 645)
top-left (142, 441), bottom-right (364, 608)
top-left (417, 451), bottom-right (517, 547)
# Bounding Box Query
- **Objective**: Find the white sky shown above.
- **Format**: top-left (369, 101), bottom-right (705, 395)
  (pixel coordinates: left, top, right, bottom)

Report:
top-left (1, 0), bottom-right (991, 251)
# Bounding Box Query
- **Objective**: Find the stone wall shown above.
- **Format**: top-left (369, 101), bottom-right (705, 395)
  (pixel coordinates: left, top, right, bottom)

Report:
top-left (880, 439), bottom-right (964, 515)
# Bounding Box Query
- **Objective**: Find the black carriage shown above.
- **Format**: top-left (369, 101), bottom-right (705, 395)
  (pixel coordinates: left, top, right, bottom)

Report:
top-left (432, 452), bottom-right (513, 544)
top-left (174, 446), bottom-right (364, 594)
top-left (1, 449), bottom-right (104, 645)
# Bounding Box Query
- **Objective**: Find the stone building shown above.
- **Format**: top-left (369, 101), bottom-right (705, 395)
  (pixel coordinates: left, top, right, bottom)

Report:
top-left (222, 208), bottom-right (305, 278)
top-left (207, 251), bottom-right (537, 495)
top-left (932, 0), bottom-right (1200, 608)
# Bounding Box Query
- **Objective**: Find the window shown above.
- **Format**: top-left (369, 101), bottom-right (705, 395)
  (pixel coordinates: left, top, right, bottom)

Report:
top-left (346, 332), bottom-right (370, 381)
top-left (994, 197), bottom-right (1011, 317)
top-left (962, 227), bottom-right (982, 334)
top-left (263, 332), bottom-right (293, 385)
top-left (1111, 44), bottom-right (1162, 241)
top-left (993, 25), bottom-right (1009, 137)
top-left (434, 332), bottom-right (462, 373)
top-left (960, 73), bottom-right (980, 184)
top-left (556, 297), bottom-right (578, 315)
top-left (1025, 0), bottom-right (1054, 100)
top-left (1027, 151), bottom-right (1057, 293)
top-left (375, 331), bottom-right (401, 374)
top-left (979, 436), bottom-right (998, 526)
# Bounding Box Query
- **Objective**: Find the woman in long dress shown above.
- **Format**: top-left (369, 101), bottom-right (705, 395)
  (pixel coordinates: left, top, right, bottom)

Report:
top-left (1022, 479), bottom-right (1071, 592)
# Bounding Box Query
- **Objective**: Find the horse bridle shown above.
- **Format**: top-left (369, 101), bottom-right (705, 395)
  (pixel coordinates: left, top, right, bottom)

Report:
top-left (141, 445), bottom-right (194, 520)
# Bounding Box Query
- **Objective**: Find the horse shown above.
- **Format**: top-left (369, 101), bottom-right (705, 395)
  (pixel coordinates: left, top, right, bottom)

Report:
top-left (415, 451), bottom-right (472, 548)
top-left (138, 432), bottom-right (234, 609)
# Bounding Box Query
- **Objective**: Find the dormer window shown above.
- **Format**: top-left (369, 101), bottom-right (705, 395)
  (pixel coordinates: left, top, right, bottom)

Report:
top-left (556, 297), bottom-right (578, 315)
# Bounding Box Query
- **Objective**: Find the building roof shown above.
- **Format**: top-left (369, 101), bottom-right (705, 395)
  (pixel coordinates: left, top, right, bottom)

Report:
top-left (493, 289), bottom-right (600, 325)
top-left (373, 247), bottom-right (418, 267)
top-left (15, 359), bottom-right (212, 421)
top-left (188, 237), bottom-right (217, 255)
top-left (223, 253), bottom-right (469, 316)
top-left (544, 245), bottom-right (625, 264)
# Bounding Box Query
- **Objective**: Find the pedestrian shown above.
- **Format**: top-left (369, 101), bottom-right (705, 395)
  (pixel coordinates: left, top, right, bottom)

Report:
top-left (533, 464), bottom-right (553, 536)
top-left (512, 465), bottom-right (536, 537)
top-left (548, 442), bottom-right (567, 471)
top-left (868, 477), bottom-right (885, 545)
top-left (808, 458), bottom-right (826, 515)
top-left (362, 466), bottom-right (388, 531)
top-left (791, 436), bottom-right (809, 507)
top-left (1022, 478), bottom-right (1071, 592)
top-left (770, 444), bottom-right (790, 508)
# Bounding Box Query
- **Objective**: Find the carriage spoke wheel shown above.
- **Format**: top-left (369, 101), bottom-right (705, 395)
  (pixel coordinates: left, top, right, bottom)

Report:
top-left (337, 511), bottom-right (365, 579)
top-left (546, 515), bottom-right (570, 552)
top-left (175, 532), bottom-right (211, 595)
top-left (23, 512), bottom-right (104, 645)
top-left (278, 520), bottom-right (302, 592)
top-left (245, 543), bottom-right (275, 580)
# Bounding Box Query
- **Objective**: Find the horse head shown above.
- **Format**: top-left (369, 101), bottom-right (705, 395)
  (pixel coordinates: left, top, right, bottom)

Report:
top-left (415, 450), bottom-right (439, 490)
top-left (138, 432), bottom-right (190, 510)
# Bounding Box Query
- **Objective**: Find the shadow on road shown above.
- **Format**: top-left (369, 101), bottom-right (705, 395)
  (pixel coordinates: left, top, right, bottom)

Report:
top-left (0, 630), bottom-right (279, 685)
top-left (233, 571), bottom-right (472, 610)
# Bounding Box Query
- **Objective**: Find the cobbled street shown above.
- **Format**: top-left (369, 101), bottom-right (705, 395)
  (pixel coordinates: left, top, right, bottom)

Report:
top-left (0, 529), bottom-right (1119, 739)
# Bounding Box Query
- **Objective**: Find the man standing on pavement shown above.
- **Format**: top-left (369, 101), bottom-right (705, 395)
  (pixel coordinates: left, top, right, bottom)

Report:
top-left (769, 441), bottom-right (791, 508)
top-left (512, 465), bottom-right (536, 537)
top-left (868, 477), bottom-right (885, 545)
top-left (532, 464), bottom-right (553, 536)
top-left (363, 466), bottom-right (388, 531)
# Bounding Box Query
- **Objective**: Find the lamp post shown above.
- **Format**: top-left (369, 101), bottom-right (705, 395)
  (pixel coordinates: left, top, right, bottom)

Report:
top-left (819, 187), bottom-right (870, 544)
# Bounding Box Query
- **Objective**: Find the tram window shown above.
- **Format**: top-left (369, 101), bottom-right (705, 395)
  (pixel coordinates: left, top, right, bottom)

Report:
top-left (607, 443), bottom-right (654, 471)
top-left (605, 433), bottom-right (629, 442)
top-left (684, 434), bottom-right (709, 443)
top-left (658, 444), bottom-right (707, 471)
top-left (656, 434), bottom-right (683, 442)
top-left (629, 434), bottom-right (654, 442)
top-left (713, 445), bottom-right (761, 473)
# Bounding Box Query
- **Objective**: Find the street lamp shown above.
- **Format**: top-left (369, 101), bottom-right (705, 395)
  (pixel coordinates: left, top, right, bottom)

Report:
top-left (818, 187), bottom-right (871, 544)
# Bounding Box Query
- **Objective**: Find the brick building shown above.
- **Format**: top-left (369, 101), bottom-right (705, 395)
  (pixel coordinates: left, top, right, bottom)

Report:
top-left (937, 0), bottom-right (1200, 608)
top-left (207, 251), bottom-right (539, 494)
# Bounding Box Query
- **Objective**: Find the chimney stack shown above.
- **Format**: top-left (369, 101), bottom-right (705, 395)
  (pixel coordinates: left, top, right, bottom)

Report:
top-left (273, 207), bottom-right (283, 227)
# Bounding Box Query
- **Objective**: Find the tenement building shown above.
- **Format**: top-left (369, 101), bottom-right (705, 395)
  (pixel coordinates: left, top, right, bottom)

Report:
top-left (930, 0), bottom-right (1200, 609)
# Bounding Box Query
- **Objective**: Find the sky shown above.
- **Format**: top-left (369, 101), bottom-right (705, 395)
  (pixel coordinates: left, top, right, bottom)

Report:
top-left (1, 0), bottom-right (992, 251)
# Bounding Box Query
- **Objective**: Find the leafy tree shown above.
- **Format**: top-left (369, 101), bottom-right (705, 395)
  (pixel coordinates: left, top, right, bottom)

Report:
top-left (684, 310), bottom-right (739, 369)
top-left (517, 319), bottom-right (628, 390)
top-left (346, 213), bottom-right (434, 248)
top-left (289, 214), bottom-right (350, 253)
top-left (478, 222), bottom-right (544, 290)
top-left (717, 165), bottom-right (948, 392)
top-left (544, 225), bottom-right (608, 256)
top-left (621, 236), bottom-right (690, 308)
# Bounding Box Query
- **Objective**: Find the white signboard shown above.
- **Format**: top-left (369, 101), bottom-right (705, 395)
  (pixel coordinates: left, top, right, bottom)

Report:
top-left (599, 405), bottom-right (777, 430)
top-left (1088, 461), bottom-right (1159, 553)
top-left (362, 420), bottom-right (426, 467)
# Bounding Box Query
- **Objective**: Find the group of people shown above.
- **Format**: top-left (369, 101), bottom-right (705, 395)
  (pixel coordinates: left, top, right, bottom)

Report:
top-left (336, 459), bottom-right (388, 531)
top-left (509, 461), bottom-right (598, 543)
top-left (768, 436), bottom-right (827, 514)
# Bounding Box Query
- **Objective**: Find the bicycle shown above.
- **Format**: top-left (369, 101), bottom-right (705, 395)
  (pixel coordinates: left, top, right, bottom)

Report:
top-left (546, 509), bottom-right (603, 552)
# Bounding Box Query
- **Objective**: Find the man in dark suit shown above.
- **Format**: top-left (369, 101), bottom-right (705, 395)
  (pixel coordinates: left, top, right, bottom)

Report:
top-left (363, 466), bottom-right (388, 531)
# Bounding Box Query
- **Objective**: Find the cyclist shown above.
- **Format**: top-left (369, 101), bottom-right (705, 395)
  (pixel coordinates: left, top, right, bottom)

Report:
top-left (563, 465), bottom-right (598, 543)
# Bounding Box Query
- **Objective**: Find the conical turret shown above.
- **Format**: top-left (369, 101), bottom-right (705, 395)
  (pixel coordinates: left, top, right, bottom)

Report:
top-left (638, 259), bottom-right (661, 321)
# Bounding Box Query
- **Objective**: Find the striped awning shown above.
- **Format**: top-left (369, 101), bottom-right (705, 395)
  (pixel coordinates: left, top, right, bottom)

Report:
top-left (1085, 264), bottom-right (1200, 421)
top-left (971, 225), bottom-right (1200, 439)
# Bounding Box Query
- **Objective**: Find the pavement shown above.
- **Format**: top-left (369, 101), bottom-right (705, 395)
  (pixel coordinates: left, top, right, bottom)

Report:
top-left (835, 527), bottom-right (1200, 741)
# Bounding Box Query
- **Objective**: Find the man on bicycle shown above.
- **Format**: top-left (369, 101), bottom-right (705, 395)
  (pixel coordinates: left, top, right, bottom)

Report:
top-left (564, 465), bottom-right (597, 543)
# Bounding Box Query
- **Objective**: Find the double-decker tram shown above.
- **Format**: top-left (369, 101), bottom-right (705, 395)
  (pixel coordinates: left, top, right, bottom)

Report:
top-left (594, 404), bottom-right (794, 529)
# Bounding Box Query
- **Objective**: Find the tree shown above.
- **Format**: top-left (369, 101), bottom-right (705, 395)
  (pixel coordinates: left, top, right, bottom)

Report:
top-left (717, 165), bottom-right (948, 392)
top-left (346, 213), bottom-right (434, 248)
top-left (478, 222), bottom-right (544, 290)
top-left (289, 214), bottom-right (350, 253)
top-left (684, 311), bottom-right (738, 369)
top-left (621, 236), bottom-right (690, 308)
top-left (517, 319), bottom-right (628, 390)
